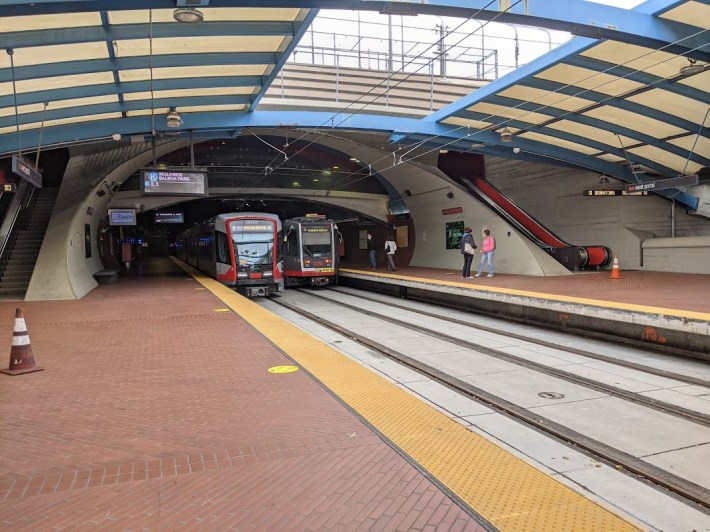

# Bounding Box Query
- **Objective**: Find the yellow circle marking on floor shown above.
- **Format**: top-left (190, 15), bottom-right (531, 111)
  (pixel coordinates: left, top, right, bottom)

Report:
top-left (172, 257), bottom-right (640, 532)
top-left (268, 365), bottom-right (299, 374)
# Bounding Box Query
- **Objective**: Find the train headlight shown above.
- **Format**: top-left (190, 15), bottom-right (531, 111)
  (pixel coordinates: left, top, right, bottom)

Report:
top-left (237, 272), bottom-right (249, 279)
top-left (262, 271), bottom-right (273, 277)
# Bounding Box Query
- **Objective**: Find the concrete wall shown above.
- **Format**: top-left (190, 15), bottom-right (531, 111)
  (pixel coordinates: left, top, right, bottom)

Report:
top-left (26, 141), bottom-right (188, 300)
top-left (641, 236), bottom-right (710, 274)
top-left (397, 164), bottom-right (569, 275)
top-left (485, 156), bottom-right (710, 272)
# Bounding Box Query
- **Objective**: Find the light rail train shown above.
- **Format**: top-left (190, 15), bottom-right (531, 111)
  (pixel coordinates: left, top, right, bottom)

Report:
top-left (175, 212), bottom-right (284, 297)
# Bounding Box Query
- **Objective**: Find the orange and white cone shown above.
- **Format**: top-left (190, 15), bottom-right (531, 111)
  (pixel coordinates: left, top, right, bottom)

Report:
top-left (1, 308), bottom-right (44, 376)
top-left (609, 255), bottom-right (622, 279)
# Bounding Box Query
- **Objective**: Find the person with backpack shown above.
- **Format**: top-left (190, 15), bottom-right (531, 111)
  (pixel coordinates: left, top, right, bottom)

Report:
top-left (475, 228), bottom-right (496, 278)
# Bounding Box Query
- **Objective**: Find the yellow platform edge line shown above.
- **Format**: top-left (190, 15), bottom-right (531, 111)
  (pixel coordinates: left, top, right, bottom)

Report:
top-left (173, 260), bottom-right (642, 532)
top-left (339, 268), bottom-right (710, 322)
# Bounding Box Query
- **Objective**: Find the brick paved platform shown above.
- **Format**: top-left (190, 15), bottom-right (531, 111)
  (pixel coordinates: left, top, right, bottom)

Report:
top-left (0, 258), bottom-right (484, 530)
top-left (342, 265), bottom-right (710, 314)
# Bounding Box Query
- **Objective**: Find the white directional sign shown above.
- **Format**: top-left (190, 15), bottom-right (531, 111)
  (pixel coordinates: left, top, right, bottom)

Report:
top-left (626, 175), bottom-right (699, 193)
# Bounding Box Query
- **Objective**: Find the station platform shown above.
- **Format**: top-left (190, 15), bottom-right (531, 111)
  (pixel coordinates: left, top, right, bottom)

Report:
top-left (338, 266), bottom-right (710, 358)
top-left (0, 256), bottom-right (652, 530)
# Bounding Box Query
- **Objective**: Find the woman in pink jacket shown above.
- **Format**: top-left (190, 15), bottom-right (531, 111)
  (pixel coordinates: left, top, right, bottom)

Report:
top-left (475, 229), bottom-right (496, 278)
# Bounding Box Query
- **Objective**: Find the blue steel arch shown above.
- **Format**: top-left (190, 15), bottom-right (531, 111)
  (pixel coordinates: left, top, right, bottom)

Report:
top-left (0, 0), bottom-right (705, 210)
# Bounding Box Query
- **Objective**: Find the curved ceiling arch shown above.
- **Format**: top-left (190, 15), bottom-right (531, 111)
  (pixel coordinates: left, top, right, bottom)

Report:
top-left (0, 0), bottom-right (706, 210)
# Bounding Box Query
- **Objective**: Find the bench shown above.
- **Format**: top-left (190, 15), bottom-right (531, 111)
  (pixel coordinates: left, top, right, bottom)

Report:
top-left (93, 269), bottom-right (118, 284)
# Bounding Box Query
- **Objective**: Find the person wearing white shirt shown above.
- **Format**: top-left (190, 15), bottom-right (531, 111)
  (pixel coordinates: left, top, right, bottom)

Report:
top-left (384, 236), bottom-right (397, 271)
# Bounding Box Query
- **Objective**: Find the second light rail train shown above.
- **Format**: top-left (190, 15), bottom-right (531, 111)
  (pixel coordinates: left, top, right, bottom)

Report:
top-left (282, 215), bottom-right (340, 287)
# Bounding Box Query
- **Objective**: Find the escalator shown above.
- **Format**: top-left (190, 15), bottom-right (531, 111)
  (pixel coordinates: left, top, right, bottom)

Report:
top-left (438, 151), bottom-right (611, 271)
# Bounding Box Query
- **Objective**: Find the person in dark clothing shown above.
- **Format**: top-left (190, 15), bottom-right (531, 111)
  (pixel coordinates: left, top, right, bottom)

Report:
top-left (367, 233), bottom-right (377, 270)
top-left (460, 226), bottom-right (477, 278)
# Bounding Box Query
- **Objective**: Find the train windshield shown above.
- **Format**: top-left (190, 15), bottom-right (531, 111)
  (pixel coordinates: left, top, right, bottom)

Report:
top-left (302, 225), bottom-right (332, 256)
top-left (230, 220), bottom-right (274, 267)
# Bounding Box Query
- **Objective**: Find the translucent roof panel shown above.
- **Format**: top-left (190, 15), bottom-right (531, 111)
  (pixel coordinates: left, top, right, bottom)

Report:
top-left (0, 5), bottom-right (314, 149)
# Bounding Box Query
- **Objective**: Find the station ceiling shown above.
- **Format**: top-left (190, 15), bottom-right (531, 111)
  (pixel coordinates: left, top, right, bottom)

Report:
top-left (0, 0), bottom-right (707, 209)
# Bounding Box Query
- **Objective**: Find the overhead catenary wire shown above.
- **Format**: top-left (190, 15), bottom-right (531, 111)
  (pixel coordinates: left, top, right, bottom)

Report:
top-left (252, 0), bottom-right (512, 186)
top-left (234, 25), bottom-right (707, 194)
top-left (326, 30), bottom-right (710, 192)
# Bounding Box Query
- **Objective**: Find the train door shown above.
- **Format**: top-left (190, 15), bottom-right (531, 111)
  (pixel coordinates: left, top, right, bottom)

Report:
top-left (283, 222), bottom-right (301, 282)
top-left (214, 229), bottom-right (235, 284)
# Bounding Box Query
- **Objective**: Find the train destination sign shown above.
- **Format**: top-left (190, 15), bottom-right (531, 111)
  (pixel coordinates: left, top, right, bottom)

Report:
top-left (140, 169), bottom-right (208, 196)
top-left (11, 156), bottom-right (42, 188)
top-left (583, 190), bottom-right (648, 196)
top-left (625, 175), bottom-right (699, 193)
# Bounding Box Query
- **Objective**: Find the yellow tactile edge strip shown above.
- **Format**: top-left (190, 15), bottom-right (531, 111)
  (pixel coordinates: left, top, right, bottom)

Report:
top-left (340, 268), bottom-right (710, 322)
top-left (174, 259), bottom-right (642, 532)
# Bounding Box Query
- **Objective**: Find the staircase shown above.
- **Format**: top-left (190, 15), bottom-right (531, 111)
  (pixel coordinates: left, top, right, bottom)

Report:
top-left (0, 188), bottom-right (58, 297)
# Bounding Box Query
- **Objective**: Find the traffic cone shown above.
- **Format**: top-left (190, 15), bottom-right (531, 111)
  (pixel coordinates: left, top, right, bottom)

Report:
top-left (609, 255), bottom-right (622, 279)
top-left (1, 308), bottom-right (44, 376)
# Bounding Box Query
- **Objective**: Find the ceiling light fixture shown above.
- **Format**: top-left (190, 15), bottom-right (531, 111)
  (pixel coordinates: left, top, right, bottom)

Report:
top-left (679, 57), bottom-right (703, 76)
top-left (500, 127), bottom-right (513, 143)
top-left (166, 107), bottom-right (182, 128)
top-left (173, 8), bottom-right (204, 23)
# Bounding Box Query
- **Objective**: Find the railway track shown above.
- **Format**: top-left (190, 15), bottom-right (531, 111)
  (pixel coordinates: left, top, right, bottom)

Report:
top-left (264, 288), bottom-right (710, 512)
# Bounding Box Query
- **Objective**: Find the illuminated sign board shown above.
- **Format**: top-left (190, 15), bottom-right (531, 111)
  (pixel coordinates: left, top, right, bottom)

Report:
top-left (11, 156), bottom-right (42, 188)
top-left (3, 183), bottom-right (17, 193)
top-left (140, 169), bottom-right (208, 196)
top-left (231, 223), bottom-right (272, 232)
top-left (583, 190), bottom-right (649, 196)
top-left (625, 175), bottom-right (698, 193)
top-left (154, 211), bottom-right (184, 224)
top-left (108, 209), bottom-right (137, 226)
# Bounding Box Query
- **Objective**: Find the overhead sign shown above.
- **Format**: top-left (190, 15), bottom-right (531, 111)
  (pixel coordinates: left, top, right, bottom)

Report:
top-left (11, 156), bottom-right (42, 188)
top-left (583, 190), bottom-right (648, 196)
top-left (625, 175), bottom-right (699, 193)
top-left (140, 169), bottom-right (208, 196)
top-left (108, 209), bottom-right (137, 226)
top-left (154, 211), bottom-right (184, 224)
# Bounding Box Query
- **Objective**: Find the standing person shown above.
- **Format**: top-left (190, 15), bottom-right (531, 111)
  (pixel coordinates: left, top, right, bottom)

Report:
top-left (475, 228), bottom-right (496, 278)
top-left (460, 226), bottom-right (476, 278)
top-left (367, 232), bottom-right (377, 270)
top-left (384, 234), bottom-right (397, 271)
